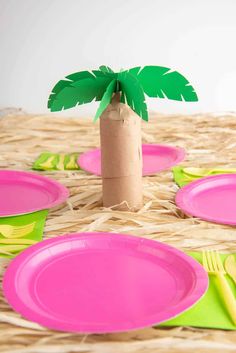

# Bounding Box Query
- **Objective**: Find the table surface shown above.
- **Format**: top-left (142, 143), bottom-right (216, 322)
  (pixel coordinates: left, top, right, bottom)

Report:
top-left (0, 110), bottom-right (236, 353)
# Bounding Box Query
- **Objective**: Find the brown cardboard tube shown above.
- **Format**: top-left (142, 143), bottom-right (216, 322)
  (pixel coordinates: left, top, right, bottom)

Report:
top-left (100, 95), bottom-right (143, 211)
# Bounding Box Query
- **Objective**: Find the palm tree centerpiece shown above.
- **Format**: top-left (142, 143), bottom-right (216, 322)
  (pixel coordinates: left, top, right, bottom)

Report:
top-left (48, 65), bottom-right (198, 210)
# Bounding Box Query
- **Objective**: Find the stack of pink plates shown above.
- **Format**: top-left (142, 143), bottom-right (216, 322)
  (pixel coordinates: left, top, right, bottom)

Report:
top-left (3, 232), bottom-right (208, 333)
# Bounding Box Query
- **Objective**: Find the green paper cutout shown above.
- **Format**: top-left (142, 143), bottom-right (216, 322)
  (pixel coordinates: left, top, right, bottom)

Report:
top-left (48, 71), bottom-right (95, 109)
top-left (125, 66), bottom-right (198, 102)
top-left (91, 70), bottom-right (111, 78)
top-left (49, 76), bottom-right (113, 111)
top-left (118, 71), bottom-right (148, 121)
top-left (94, 79), bottom-right (116, 122)
top-left (99, 65), bottom-right (114, 74)
top-left (66, 71), bottom-right (95, 82)
top-left (48, 65), bottom-right (198, 120)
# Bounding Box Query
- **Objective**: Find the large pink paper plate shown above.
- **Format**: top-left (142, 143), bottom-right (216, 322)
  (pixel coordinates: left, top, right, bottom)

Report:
top-left (3, 232), bottom-right (208, 333)
top-left (176, 174), bottom-right (236, 225)
top-left (78, 144), bottom-right (185, 176)
top-left (0, 170), bottom-right (69, 217)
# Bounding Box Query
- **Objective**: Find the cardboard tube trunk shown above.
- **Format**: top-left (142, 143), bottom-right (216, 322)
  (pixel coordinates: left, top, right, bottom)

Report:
top-left (100, 94), bottom-right (143, 211)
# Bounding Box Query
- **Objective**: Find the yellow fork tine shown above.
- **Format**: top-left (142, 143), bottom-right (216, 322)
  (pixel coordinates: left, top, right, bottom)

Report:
top-left (12, 229), bottom-right (32, 237)
top-left (0, 238), bottom-right (37, 245)
top-left (215, 251), bottom-right (226, 273)
top-left (0, 244), bottom-right (28, 252)
top-left (202, 251), bottom-right (209, 271)
top-left (13, 222), bottom-right (35, 229)
top-left (206, 251), bottom-right (214, 272)
top-left (204, 250), bottom-right (225, 274)
top-left (210, 250), bottom-right (218, 272)
top-left (12, 229), bottom-right (30, 236)
top-left (12, 223), bottom-right (35, 232)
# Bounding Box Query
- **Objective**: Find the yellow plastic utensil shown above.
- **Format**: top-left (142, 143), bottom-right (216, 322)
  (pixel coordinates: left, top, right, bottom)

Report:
top-left (57, 154), bottom-right (65, 170)
top-left (0, 222), bottom-right (35, 238)
top-left (184, 167), bottom-right (236, 177)
top-left (0, 238), bottom-right (37, 245)
top-left (202, 250), bottom-right (236, 325)
top-left (225, 255), bottom-right (236, 285)
top-left (66, 154), bottom-right (78, 169)
top-left (0, 244), bottom-right (29, 255)
top-left (39, 155), bottom-right (56, 169)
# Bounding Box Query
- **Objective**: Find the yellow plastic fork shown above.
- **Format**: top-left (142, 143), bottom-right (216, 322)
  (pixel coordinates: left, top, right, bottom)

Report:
top-left (0, 222), bottom-right (35, 239)
top-left (202, 250), bottom-right (236, 325)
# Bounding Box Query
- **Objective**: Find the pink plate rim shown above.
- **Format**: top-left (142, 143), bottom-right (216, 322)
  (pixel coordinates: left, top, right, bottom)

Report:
top-left (175, 173), bottom-right (236, 225)
top-left (3, 232), bottom-right (208, 333)
top-left (0, 169), bottom-right (69, 216)
top-left (78, 144), bottom-right (186, 176)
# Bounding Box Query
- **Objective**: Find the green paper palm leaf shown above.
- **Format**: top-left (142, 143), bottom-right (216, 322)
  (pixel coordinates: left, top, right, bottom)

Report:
top-left (126, 66), bottom-right (198, 102)
top-left (118, 71), bottom-right (148, 121)
top-left (99, 66), bottom-right (116, 75)
top-left (94, 79), bottom-right (117, 122)
top-left (48, 71), bottom-right (94, 109)
top-left (48, 71), bottom-right (113, 111)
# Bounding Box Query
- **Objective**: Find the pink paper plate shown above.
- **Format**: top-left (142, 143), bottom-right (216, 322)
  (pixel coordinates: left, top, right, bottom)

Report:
top-left (78, 144), bottom-right (185, 176)
top-left (0, 170), bottom-right (69, 217)
top-left (3, 232), bottom-right (208, 333)
top-left (176, 174), bottom-right (236, 225)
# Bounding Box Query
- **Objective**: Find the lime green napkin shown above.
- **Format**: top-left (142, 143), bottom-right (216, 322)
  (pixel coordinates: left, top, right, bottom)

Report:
top-left (33, 152), bottom-right (80, 171)
top-left (0, 210), bottom-right (48, 258)
top-left (160, 252), bottom-right (236, 330)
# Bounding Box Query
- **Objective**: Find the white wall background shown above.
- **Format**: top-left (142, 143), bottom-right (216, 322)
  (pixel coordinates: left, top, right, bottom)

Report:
top-left (0, 0), bottom-right (236, 117)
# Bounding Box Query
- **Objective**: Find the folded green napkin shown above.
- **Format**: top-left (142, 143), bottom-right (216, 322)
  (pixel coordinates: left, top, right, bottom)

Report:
top-left (173, 166), bottom-right (236, 187)
top-left (160, 252), bottom-right (236, 330)
top-left (33, 152), bottom-right (80, 171)
top-left (0, 210), bottom-right (48, 258)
